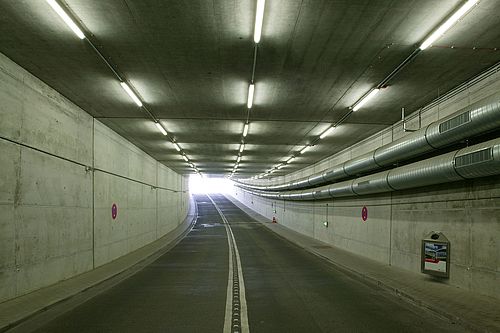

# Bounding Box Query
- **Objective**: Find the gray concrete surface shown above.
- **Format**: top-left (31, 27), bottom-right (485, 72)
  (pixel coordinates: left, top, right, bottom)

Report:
top-left (233, 175), bottom-right (500, 301)
top-left (227, 194), bottom-right (500, 332)
top-left (0, 53), bottom-right (190, 304)
top-left (0, 199), bottom-right (196, 331)
top-left (4, 194), bottom-right (473, 332)
top-left (232, 72), bottom-right (500, 300)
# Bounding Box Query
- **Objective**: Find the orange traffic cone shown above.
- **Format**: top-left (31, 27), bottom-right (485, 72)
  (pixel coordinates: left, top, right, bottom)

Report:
top-left (272, 217), bottom-right (277, 223)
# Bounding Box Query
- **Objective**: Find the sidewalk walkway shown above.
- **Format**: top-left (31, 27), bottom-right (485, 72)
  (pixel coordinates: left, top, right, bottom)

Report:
top-left (227, 195), bottom-right (500, 333)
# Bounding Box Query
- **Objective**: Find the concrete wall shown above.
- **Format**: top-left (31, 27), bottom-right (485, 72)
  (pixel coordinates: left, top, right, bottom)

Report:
top-left (233, 67), bottom-right (500, 300)
top-left (0, 53), bottom-right (189, 303)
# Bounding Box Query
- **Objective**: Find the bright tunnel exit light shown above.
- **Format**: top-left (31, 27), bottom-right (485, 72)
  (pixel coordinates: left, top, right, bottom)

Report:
top-left (46, 0), bottom-right (85, 39)
top-left (419, 0), bottom-right (478, 50)
top-left (189, 175), bottom-right (234, 194)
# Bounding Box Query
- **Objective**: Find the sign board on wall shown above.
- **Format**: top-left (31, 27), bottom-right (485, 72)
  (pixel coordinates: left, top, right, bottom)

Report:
top-left (421, 232), bottom-right (450, 278)
top-left (361, 206), bottom-right (368, 222)
top-left (112, 203), bottom-right (118, 220)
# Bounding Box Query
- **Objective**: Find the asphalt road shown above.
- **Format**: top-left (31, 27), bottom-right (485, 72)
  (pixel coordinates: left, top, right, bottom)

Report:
top-left (16, 194), bottom-right (465, 333)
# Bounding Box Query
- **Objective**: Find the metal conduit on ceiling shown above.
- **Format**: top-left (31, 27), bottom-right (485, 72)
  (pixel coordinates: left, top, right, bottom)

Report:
top-left (238, 137), bottom-right (500, 201)
top-left (235, 99), bottom-right (500, 192)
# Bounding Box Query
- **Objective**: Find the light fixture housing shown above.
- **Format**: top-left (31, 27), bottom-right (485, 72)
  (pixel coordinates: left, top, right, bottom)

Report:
top-left (155, 122), bottom-right (167, 136)
top-left (237, 156), bottom-right (241, 163)
top-left (182, 155), bottom-right (188, 162)
top-left (254, 0), bottom-right (266, 43)
top-left (352, 88), bottom-right (379, 112)
top-left (320, 126), bottom-right (335, 139)
top-left (173, 142), bottom-right (181, 152)
top-left (46, 0), bottom-right (85, 39)
top-left (420, 0), bottom-right (478, 50)
top-left (243, 123), bottom-right (249, 137)
top-left (239, 144), bottom-right (245, 153)
top-left (247, 84), bottom-right (255, 109)
top-left (120, 82), bottom-right (143, 107)
top-left (286, 156), bottom-right (295, 163)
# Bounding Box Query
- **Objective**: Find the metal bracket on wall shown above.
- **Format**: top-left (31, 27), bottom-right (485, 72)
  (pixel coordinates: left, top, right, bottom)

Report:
top-left (402, 107), bottom-right (420, 132)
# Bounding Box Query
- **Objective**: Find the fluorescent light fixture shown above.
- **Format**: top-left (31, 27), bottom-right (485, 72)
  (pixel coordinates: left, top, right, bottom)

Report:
top-left (182, 155), bottom-right (188, 162)
top-left (247, 84), bottom-right (255, 109)
top-left (120, 82), bottom-right (143, 107)
top-left (277, 164), bottom-right (284, 169)
top-left (155, 122), bottom-right (167, 136)
top-left (320, 126), bottom-right (335, 139)
top-left (300, 145), bottom-right (311, 154)
top-left (239, 143), bottom-right (245, 153)
top-left (46, 0), bottom-right (85, 39)
top-left (286, 156), bottom-right (295, 163)
top-left (254, 0), bottom-right (266, 43)
top-left (237, 156), bottom-right (241, 163)
top-left (243, 123), bottom-right (249, 137)
top-left (352, 88), bottom-right (379, 112)
top-left (173, 142), bottom-right (181, 152)
top-left (420, 0), bottom-right (478, 50)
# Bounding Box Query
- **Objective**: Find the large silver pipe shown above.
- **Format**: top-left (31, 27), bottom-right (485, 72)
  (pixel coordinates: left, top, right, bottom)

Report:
top-left (238, 137), bottom-right (500, 200)
top-left (235, 100), bottom-right (500, 192)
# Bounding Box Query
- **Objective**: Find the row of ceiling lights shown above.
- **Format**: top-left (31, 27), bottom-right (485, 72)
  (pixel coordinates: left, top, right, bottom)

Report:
top-left (248, 0), bottom-right (479, 180)
top-left (46, 0), bottom-right (478, 179)
top-left (45, 0), bottom-right (201, 175)
top-left (229, 0), bottom-right (266, 178)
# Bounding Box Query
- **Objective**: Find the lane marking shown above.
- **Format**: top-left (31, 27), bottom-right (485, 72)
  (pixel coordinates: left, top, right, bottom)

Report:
top-left (207, 194), bottom-right (249, 333)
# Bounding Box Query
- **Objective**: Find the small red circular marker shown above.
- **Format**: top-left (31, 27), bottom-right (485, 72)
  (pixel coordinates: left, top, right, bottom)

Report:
top-left (111, 203), bottom-right (118, 220)
top-left (361, 206), bottom-right (368, 222)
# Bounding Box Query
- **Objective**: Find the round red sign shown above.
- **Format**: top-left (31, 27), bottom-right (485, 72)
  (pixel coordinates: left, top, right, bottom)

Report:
top-left (112, 203), bottom-right (118, 219)
top-left (361, 206), bottom-right (368, 222)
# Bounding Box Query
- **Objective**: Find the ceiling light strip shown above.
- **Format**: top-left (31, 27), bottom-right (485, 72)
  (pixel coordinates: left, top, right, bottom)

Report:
top-left (247, 84), bottom-right (255, 109)
top-left (45, 0), bottom-right (85, 39)
top-left (319, 126), bottom-right (335, 139)
top-left (155, 122), bottom-right (167, 136)
top-left (254, 0), bottom-right (266, 43)
top-left (44, 0), bottom-right (200, 173)
top-left (243, 123), bottom-right (249, 137)
top-left (300, 145), bottom-right (311, 154)
top-left (352, 88), bottom-right (380, 112)
top-left (120, 82), bottom-right (143, 107)
top-left (420, 0), bottom-right (478, 50)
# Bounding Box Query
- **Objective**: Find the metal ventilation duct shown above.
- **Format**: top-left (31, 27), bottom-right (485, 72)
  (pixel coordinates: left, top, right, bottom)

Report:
top-left (236, 100), bottom-right (500, 192)
top-left (239, 137), bottom-right (500, 201)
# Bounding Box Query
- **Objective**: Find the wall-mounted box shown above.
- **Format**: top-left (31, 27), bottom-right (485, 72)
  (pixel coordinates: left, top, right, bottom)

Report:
top-left (421, 231), bottom-right (450, 278)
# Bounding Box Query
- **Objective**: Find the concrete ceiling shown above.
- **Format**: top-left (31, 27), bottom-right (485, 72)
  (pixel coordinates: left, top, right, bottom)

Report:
top-left (1, 0), bottom-right (499, 177)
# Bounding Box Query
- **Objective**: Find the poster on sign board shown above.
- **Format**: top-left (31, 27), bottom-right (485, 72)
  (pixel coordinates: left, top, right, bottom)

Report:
top-left (424, 242), bottom-right (447, 273)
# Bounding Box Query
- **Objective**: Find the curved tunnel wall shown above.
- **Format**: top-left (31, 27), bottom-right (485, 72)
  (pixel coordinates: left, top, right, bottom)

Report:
top-left (231, 68), bottom-right (500, 300)
top-left (0, 53), bottom-right (190, 303)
